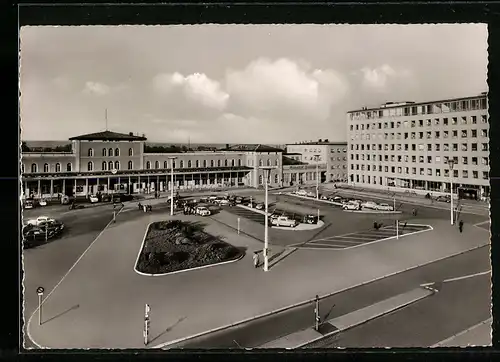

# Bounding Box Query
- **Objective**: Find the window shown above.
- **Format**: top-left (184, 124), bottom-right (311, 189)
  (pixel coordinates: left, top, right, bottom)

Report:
top-left (88, 148), bottom-right (94, 157)
top-left (443, 131), bottom-right (448, 138)
top-left (109, 161), bottom-right (113, 170)
top-left (225, 159), bottom-right (229, 167)
top-left (444, 156), bottom-right (449, 163)
top-left (472, 157), bottom-right (478, 165)
top-left (210, 160), bottom-right (214, 167)
top-left (164, 161), bottom-right (168, 169)
top-left (472, 116), bottom-right (477, 124)
top-left (483, 172), bottom-right (489, 180)
top-left (146, 161), bottom-right (151, 169)
top-left (482, 143), bottom-right (489, 151)
top-left (436, 169), bottom-right (441, 177)
top-left (217, 160), bottom-right (221, 167)
top-left (436, 156), bottom-right (441, 163)
top-left (259, 175), bottom-right (263, 185)
top-left (114, 161), bottom-right (120, 170)
top-left (109, 148), bottom-right (113, 157)
top-left (435, 144), bottom-right (440, 151)
top-left (196, 160), bottom-right (200, 168)
top-left (444, 169), bottom-right (449, 177)
top-left (444, 144), bottom-right (449, 151)
top-left (462, 157), bottom-right (468, 165)
top-left (275, 174), bottom-right (279, 184)
top-left (481, 115), bottom-right (488, 123)
top-left (471, 129), bottom-right (477, 138)
top-left (427, 168), bottom-right (432, 176)
top-left (462, 143), bottom-right (468, 151)
top-left (87, 162), bottom-right (93, 171)
top-left (155, 161), bottom-right (160, 169)
top-left (427, 156), bottom-right (432, 163)
top-left (443, 118), bottom-right (448, 126)
top-left (419, 119), bottom-right (424, 127)
top-left (102, 161), bottom-right (107, 170)
top-left (66, 163), bottom-right (72, 172)
top-left (259, 160), bottom-right (263, 167)
top-left (55, 163), bottom-right (61, 172)
top-left (173, 161), bottom-right (176, 168)
top-left (30, 163), bottom-right (37, 173)
top-left (203, 160), bottom-right (207, 168)
top-left (427, 144), bottom-right (432, 152)
top-left (418, 144), bottom-right (424, 151)
top-left (452, 117), bottom-right (457, 125)
top-left (128, 161), bottom-right (133, 170)
top-left (129, 148), bottom-right (133, 156)
top-left (180, 160), bottom-right (184, 168)
top-left (412, 167), bottom-right (416, 175)
top-left (452, 130), bottom-right (458, 138)
top-left (420, 168), bottom-right (424, 176)
top-left (482, 157), bottom-right (489, 166)
top-left (419, 132), bottom-right (424, 139)
top-left (435, 118), bottom-right (440, 126)
top-left (472, 143), bottom-right (478, 151)
top-left (411, 120), bottom-right (416, 128)
top-left (43, 163), bottom-right (49, 172)
top-left (188, 160), bottom-right (192, 168)
top-left (461, 116), bottom-right (467, 124)
top-left (102, 148), bottom-right (107, 157)
top-left (452, 144), bottom-right (458, 152)
top-left (462, 170), bottom-right (468, 178)
top-left (481, 129), bottom-right (488, 138)
top-left (473, 171), bottom-right (478, 179)
top-left (435, 131), bottom-right (440, 139)
top-left (426, 119), bottom-right (432, 126)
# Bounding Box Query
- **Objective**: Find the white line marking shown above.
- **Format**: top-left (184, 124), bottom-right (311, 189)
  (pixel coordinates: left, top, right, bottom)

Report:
top-left (431, 318), bottom-right (492, 347)
top-left (26, 206), bottom-right (125, 349)
top-left (419, 270), bottom-right (491, 287)
top-left (306, 243), bottom-right (354, 248)
top-left (314, 238), bottom-right (367, 244)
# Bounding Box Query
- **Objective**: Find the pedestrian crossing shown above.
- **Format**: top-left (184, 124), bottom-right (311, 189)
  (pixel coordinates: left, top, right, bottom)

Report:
top-left (300, 223), bottom-right (432, 250)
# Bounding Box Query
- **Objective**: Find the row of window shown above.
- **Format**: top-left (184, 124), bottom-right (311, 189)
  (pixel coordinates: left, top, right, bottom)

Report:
top-left (351, 128), bottom-right (489, 142)
top-left (146, 159), bottom-right (243, 169)
top-left (258, 174), bottom-right (280, 184)
top-left (350, 115), bottom-right (488, 131)
top-left (331, 165), bottom-right (347, 169)
top-left (26, 163), bottom-right (72, 173)
top-left (350, 165), bottom-right (489, 180)
top-left (87, 148), bottom-right (133, 157)
top-left (351, 154), bottom-right (489, 166)
top-left (351, 142), bottom-right (489, 152)
top-left (349, 98), bottom-right (487, 120)
top-left (299, 148), bottom-right (347, 153)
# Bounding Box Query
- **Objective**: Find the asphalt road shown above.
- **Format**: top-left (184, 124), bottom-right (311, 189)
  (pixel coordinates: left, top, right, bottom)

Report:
top-left (165, 245), bottom-right (490, 349)
top-left (304, 273), bottom-right (491, 348)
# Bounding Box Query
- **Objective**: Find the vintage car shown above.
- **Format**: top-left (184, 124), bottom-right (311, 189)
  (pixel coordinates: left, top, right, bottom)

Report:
top-left (436, 195), bottom-right (451, 203)
top-left (24, 199), bottom-right (35, 209)
top-left (343, 202), bottom-right (360, 211)
top-left (255, 203), bottom-right (265, 210)
top-left (26, 215), bottom-right (56, 226)
top-left (195, 206), bottom-right (211, 216)
top-left (296, 190), bottom-right (308, 196)
top-left (89, 195), bottom-right (99, 203)
top-left (376, 203), bottom-right (394, 211)
top-left (271, 216), bottom-right (298, 228)
top-left (361, 201), bottom-right (378, 210)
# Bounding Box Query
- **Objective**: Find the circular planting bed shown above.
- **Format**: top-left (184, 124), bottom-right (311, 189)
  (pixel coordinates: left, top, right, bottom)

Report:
top-left (135, 220), bottom-right (244, 275)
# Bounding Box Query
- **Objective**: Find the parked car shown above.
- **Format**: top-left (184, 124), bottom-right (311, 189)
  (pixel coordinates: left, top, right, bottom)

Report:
top-left (343, 202), bottom-right (360, 211)
top-left (39, 199), bottom-right (47, 207)
top-left (255, 203), bottom-right (265, 210)
top-left (271, 216), bottom-right (298, 228)
top-left (306, 191), bottom-right (315, 197)
top-left (218, 199), bottom-right (231, 206)
top-left (320, 195), bottom-right (329, 200)
top-left (26, 216), bottom-right (56, 226)
top-left (24, 199), bottom-right (35, 209)
top-left (436, 195), bottom-right (451, 203)
top-left (235, 196), bottom-right (243, 204)
top-left (89, 195), bottom-right (99, 203)
top-left (303, 214), bottom-right (317, 224)
top-left (296, 190), bottom-right (308, 196)
top-left (195, 206), bottom-right (211, 216)
top-left (361, 201), bottom-right (378, 210)
top-left (376, 203), bottom-right (394, 211)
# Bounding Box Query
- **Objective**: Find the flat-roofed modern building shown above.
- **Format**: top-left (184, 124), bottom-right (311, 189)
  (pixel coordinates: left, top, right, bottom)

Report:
top-left (285, 140), bottom-right (348, 183)
top-left (347, 92), bottom-right (490, 199)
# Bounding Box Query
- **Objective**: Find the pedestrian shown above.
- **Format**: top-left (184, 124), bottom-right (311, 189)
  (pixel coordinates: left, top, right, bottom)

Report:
top-left (459, 220), bottom-right (464, 233)
top-left (253, 252), bottom-right (259, 268)
top-left (138, 202), bottom-right (142, 210)
top-left (143, 204), bottom-right (147, 213)
top-left (373, 221), bottom-right (379, 230)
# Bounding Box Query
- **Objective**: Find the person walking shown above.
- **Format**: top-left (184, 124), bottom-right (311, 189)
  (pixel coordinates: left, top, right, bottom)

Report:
top-left (459, 220), bottom-right (464, 233)
top-left (253, 252), bottom-right (259, 268)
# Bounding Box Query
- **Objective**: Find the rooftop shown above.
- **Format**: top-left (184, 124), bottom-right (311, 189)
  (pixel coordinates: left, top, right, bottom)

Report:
top-left (223, 144), bottom-right (284, 153)
top-left (348, 92), bottom-right (488, 113)
top-left (287, 139), bottom-right (347, 146)
top-left (69, 130), bottom-right (147, 141)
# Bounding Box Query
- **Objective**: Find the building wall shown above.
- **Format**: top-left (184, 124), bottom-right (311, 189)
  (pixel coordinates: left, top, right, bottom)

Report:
top-left (347, 95), bottom-right (489, 194)
top-left (21, 153), bottom-right (76, 173)
top-left (78, 140), bottom-right (144, 171)
top-left (142, 152), bottom-right (246, 170)
top-left (282, 164), bottom-right (327, 186)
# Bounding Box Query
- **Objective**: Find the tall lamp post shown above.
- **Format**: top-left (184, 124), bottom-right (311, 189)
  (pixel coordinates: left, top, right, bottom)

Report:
top-left (260, 166), bottom-right (276, 272)
top-left (313, 154), bottom-right (320, 200)
top-left (448, 159), bottom-right (456, 225)
top-left (169, 156), bottom-right (177, 216)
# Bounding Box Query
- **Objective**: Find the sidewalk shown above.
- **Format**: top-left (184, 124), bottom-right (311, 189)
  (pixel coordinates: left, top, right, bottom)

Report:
top-left (28, 211), bottom-right (490, 349)
top-left (259, 287), bottom-right (433, 348)
top-left (432, 318), bottom-right (492, 347)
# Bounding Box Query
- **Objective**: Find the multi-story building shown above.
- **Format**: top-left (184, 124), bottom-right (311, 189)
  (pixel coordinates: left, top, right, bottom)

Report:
top-left (285, 140), bottom-right (348, 182)
top-left (21, 130), bottom-right (283, 199)
top-left (347, 92), bottom-right (490, 199)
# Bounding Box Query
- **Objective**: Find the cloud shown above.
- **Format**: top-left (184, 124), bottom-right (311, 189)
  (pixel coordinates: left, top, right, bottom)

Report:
top-left (360, 64), bottom-right (412, 90)
top-left (83, 81), bottom-right (110, 95)
top-left (153, 72), bottom-right (229, 110)
top-left (225, 57), bottom-right (348, 122)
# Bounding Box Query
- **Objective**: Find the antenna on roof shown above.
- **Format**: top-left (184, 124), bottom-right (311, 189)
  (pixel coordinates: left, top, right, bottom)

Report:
top-left (105, 109), bottom-right (108, 131)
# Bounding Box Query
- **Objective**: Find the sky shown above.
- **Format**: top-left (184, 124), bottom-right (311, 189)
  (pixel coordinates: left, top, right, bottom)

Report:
top-left (20, 24), bottom-right (488, 144)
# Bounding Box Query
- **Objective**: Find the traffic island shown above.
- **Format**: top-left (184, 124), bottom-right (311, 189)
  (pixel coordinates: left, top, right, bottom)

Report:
top-left (135, 220), bottom-right (244, 276)
top-left (343, 209), bottom-right (403, 214)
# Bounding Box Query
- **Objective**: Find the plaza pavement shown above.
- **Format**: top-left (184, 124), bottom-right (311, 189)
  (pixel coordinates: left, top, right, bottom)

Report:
top-left (27, 207), bottom-right (490, 349)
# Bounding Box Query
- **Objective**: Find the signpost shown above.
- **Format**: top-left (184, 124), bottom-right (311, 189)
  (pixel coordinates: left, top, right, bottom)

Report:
top-left (314, 294), bottom-right (320, 331)
top-left (144, 304), bottom-right (150, 346)
top-left (37, 286), bottom-right (44, 325)
top-left (237, 217), bottom-right (240, 235)
top-left (113, 210), bottom-right (116, 223)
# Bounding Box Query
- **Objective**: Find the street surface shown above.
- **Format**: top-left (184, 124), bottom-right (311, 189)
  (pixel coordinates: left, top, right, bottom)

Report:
top-left (163, 245), bottom-right (490, 348)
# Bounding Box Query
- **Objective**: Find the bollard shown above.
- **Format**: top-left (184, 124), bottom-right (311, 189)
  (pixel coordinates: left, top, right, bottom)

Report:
top-left (113, 211), bottom-right (116, 223)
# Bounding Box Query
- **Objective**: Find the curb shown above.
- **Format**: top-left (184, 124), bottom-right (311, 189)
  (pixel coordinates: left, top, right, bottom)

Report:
top-left (294, 288), bottom-right (433, 348)
top-left (431, 318), bottom-right (492, 347)
top-left (133, 220), bottom-right (245, 277)
top-left (153, 242), bottom-right (489, 349)
top-left (342, 210), bottom-right (403, 214)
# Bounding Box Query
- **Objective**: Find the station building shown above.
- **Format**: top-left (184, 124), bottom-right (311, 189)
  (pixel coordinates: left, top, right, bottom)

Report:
top-left (285, 140), bottom-right (348, 183)
top-left (21, 130), bottom-right (284, 200)
top-left (346, 92), bottom-right (490, 199)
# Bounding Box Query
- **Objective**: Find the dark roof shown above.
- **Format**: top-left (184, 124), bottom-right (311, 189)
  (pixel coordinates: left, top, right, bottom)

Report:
top-left (284, 152), bottom-right (302, 155)
top-left (69, 130), bottom-right (147, 141)
top-left (223, 144), bottom-right (284, 153)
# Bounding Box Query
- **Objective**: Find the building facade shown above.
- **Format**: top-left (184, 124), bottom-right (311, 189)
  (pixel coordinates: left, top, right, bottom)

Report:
top-left (21, 131), bottom-right (283, 199)
top-left (285, 140), bottom-right (348, 182)
top-left (347, 93), bottom-right (490, 199)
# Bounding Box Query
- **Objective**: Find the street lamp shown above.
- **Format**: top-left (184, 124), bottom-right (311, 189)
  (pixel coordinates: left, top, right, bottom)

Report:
top-left (260, 166), bottom-right (276, 272)
top-left (168, 156), bottom-right (177, 216)
top-left (313, 154), bottom-right (320, 200)
top-left (448, 159), bottom-right (456, 225)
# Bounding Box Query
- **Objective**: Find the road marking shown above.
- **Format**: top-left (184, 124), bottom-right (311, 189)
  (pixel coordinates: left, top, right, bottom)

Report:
top-left (431, 318), bottom-right (492, 347)
top-left (26, 206), bottom-right (125, 349)
top-left (473, 220), bottom-right (490, 227)
top-left (420, 270), bottom-right (491, 287)
top-left (305, 243), bottom-right (355, 248)
top-left (319, 238), bottom-right (367, 244)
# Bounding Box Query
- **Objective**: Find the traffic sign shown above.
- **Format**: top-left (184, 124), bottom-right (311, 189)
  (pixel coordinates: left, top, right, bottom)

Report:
top-left (36, 286), bottom-right (44, 295)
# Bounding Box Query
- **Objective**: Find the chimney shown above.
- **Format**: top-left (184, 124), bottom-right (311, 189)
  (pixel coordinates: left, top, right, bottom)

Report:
top-left (129, 132), bottom-right (133, 136)
top-left (318, 139), bottom-right (323, 143)
top-left (226, 143), bottom-right (229, 149)
top-left (324, 138), bottom-right (329, 142)
top-left (142, 133), bottom-right (145, 138)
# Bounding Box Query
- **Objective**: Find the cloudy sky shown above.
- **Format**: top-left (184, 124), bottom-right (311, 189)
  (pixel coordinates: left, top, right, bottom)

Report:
top-left (20, 24), bottom-right (488, 144)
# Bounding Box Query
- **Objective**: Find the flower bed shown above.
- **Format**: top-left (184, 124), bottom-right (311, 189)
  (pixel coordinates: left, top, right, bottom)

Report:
top-left (135, 220), bottom-right (244, 274)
